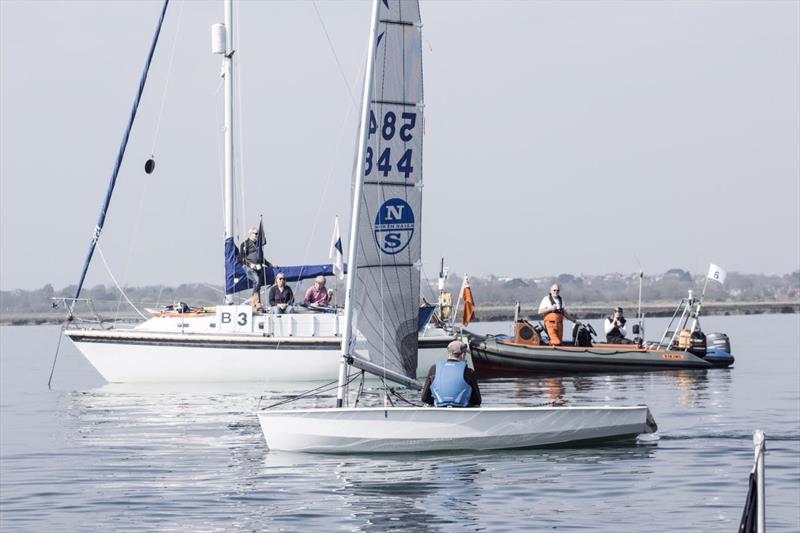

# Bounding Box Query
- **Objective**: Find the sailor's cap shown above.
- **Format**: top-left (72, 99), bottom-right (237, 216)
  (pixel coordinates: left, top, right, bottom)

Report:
top-left (447, 340), bottom-right (468, 355)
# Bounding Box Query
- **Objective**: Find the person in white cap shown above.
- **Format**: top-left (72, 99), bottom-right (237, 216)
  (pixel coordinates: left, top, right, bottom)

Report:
top-left (303, 275), bottom-right (331, 308)
top-left (421, 340), bottom-right (481, 407)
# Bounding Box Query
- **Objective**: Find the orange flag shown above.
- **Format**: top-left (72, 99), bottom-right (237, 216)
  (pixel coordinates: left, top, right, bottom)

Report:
top-left (461, 276), bottom-right (475, 326)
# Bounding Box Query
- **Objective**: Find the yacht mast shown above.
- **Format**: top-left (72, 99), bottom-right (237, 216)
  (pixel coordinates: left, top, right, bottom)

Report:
top-left (223, 1), bottom-right (235, 249)
top-left (213, 0), bottom-right (236, 302)
top-left (336, 0), bottom-right (381, 408)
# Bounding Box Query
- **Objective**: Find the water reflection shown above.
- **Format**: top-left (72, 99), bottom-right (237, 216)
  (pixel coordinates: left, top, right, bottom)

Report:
top-left (259, 440), bottom-right (657, 531)
top-left (480, 369), bottom-right (732, 410)
top-left (337, 458), bottom-right (465, 532)
top-left (507, 377), bottom-right (567, 405)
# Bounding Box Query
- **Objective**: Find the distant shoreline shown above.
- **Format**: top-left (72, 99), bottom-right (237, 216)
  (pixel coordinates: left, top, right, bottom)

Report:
top-left (473, 301), bottom-right (799, 322)
top-left (2, 300), bottom-right (797, 326)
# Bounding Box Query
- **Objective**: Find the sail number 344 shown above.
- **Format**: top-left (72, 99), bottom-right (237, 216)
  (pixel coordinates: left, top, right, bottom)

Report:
top-left (365, 110), bottom-right (417, 179)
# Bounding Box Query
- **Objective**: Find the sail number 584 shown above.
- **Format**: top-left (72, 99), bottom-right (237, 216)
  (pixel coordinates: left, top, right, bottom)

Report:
top-left (365, 110), bottom-right (417, 178)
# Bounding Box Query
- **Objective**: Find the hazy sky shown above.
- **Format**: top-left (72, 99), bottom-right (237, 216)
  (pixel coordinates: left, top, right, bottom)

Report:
top-left (1, 0), bottom-right (798, 291)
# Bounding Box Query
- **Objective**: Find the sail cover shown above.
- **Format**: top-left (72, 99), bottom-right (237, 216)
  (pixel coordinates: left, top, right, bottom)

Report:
top-left (347, 0), bottom-right (424, 384)
top-left (224, 238), bottom-right (348, 294)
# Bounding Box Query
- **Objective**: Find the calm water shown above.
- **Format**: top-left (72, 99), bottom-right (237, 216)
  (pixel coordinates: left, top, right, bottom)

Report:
top-left (1, 314), bottom-right (799, 532)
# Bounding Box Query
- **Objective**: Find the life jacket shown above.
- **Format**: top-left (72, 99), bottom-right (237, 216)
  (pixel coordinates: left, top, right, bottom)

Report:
top-left (548, 294), bottom-right (563, 312)
top-left (545, 295), bottom-right (564, 321)
top-left (431, 360), bottom-right (472, 407)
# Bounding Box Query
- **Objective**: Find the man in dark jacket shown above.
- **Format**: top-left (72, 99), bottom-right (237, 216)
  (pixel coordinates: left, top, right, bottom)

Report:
top-left (239, 226), bottom-right (271, 311)
top-left (421, 340), bottom-right (481, 407)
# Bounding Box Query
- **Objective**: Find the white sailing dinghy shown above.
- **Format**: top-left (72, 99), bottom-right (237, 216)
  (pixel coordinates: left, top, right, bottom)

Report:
top-left (257, 0), bottom-right (656, 454)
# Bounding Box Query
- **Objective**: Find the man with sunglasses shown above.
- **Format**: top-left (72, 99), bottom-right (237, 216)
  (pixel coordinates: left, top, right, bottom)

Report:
top-left (538, 284), bottom-right (578, 346)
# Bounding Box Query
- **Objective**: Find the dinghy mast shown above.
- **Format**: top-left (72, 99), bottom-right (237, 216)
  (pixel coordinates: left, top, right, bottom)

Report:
top-left (337, 0), bottom-right (381, 407)
top-left (338, 0), bottom-right (425, 405)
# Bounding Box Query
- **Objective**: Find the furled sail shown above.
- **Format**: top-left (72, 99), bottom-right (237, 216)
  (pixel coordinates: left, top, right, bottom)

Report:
top-left (224, 240), bottom-right (347, 294)
top-left (346, 0), bottom-right (424, 386)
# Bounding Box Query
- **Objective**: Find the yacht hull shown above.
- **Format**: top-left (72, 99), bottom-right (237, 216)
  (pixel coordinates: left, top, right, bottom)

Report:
top-left (66, 329), bottom-right (452, 382)
top-left (257, 405), bottom-right (654, 453)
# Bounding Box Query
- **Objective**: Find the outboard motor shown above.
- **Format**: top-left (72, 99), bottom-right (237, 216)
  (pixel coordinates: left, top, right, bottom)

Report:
top-left (706, 332), bottom-right (731, 355)
top-left (689, 330), bottom-right (707, 357)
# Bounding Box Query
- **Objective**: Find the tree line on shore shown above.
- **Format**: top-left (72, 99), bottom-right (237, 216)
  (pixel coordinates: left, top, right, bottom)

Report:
top-left (1, 269), bottom-right (798, 315)
top-left (454, 269), bottom-right (800, 308)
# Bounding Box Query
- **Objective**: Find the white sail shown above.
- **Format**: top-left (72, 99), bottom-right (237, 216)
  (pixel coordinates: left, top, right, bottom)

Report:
top-left (346, 0), bottom-right (424, 384)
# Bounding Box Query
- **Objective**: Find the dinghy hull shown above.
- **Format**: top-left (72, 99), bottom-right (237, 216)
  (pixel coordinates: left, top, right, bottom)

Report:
top-left (257, 405), bottom-right (652, 453)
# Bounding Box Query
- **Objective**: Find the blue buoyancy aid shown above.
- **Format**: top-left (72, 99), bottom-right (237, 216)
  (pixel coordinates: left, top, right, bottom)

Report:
top-left (431, 360), bottom-right (472, 407)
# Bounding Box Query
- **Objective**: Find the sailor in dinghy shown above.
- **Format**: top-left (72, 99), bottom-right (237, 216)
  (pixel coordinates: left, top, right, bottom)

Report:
top-left (421, 340), bottom-right (481, 407)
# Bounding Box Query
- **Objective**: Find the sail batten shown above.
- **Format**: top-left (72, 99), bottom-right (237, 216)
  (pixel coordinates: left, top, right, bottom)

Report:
top-left (345, 0), bottom-right (424, 385)
top-left (371, 101), bottom-right (419, 107)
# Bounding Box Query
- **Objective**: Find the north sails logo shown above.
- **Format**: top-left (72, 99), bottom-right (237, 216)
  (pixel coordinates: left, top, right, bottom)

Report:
top-left (374, 198), bottom-right (414, 255)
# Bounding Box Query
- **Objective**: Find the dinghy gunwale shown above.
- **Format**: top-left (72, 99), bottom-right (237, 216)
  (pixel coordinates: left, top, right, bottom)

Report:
top-left (258, 405), bottom-right (649, 415)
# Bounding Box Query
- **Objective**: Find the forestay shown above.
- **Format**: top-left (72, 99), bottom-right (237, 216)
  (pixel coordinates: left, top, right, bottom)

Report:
top-left (346, 0), bottom-right (424, 384)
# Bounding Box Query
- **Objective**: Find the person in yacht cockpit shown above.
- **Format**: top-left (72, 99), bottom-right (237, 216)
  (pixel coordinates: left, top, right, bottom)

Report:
top-left (239, 226), bottom-right (271, 312)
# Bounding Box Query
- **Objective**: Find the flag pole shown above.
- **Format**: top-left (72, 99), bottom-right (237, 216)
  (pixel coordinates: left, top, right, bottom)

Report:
top-left (330, 215), bottom-right (343, 306)
top-left (690, 267), bottom-right (711, 333)
top-left (451, 276), bottom-right (465, 331)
